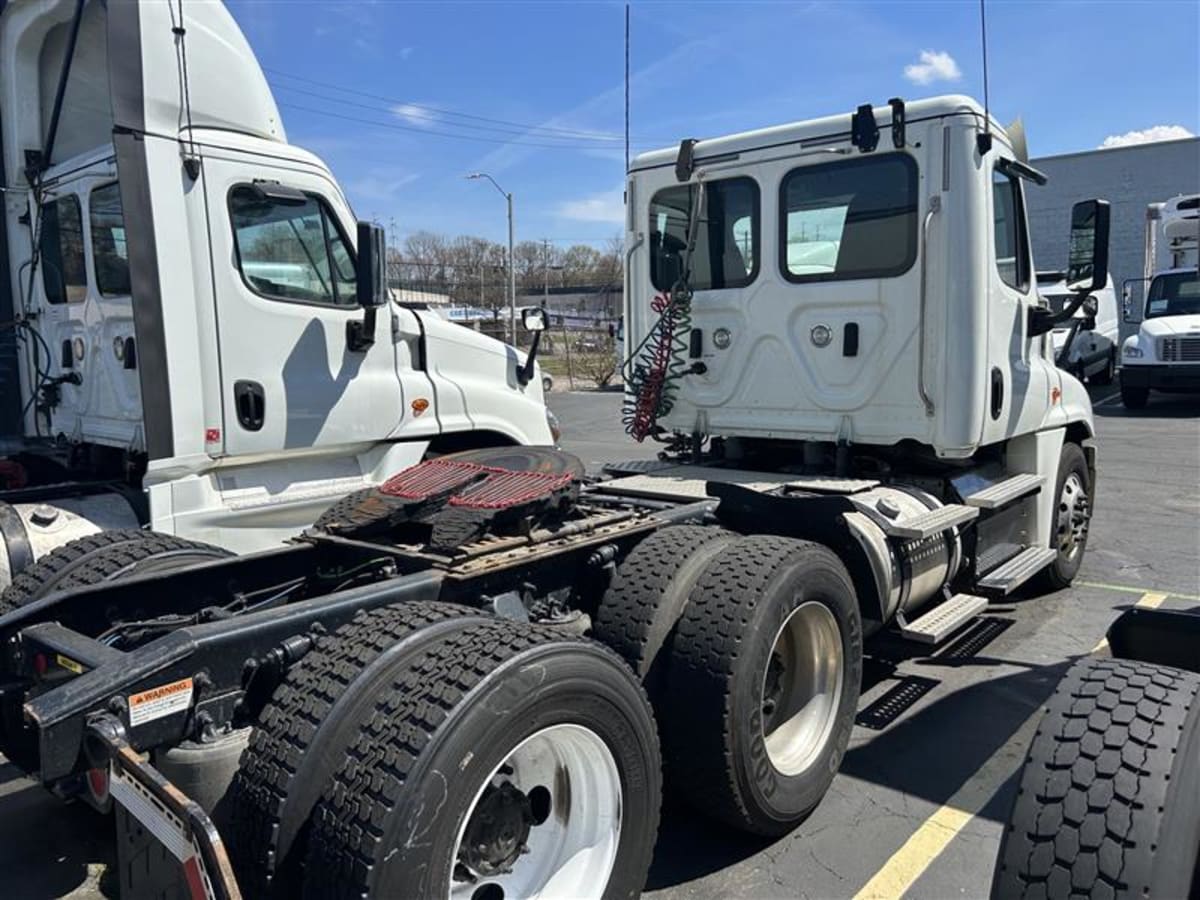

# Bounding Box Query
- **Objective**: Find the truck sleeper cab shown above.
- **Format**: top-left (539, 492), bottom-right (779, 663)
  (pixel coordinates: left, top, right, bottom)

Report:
top-left (0, 0), bottom-right (553, 588)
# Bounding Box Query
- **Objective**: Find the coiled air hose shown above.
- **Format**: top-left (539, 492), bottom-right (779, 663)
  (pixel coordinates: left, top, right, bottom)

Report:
top-left (621, 285), bottom-right (693, 442)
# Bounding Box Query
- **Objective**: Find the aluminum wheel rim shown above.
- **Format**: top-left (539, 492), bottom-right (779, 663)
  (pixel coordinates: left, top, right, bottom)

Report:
top-left (761, 601), bottom-right (844, 777)
top-left (449, 723), bottom-right (622, 900)
top-left (1055, 471), bottom-right (1089, 561)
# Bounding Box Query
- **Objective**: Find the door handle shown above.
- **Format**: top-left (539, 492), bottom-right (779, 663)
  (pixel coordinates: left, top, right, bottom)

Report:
top-left (234, 380), bottom-right (265, 431)
top-left (990, 367), bottom-right (1004, 421)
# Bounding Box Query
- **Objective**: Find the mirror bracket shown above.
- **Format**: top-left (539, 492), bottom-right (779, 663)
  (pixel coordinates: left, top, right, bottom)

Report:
top-left (347, 308), bottom-right (377, 352)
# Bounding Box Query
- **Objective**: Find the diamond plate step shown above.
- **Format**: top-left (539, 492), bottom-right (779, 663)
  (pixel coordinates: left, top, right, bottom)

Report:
top-left (898, 593), bottom-right (989, 644)
top-left (977, 545), bottom-right (1058, 595)
top-left (963, 473), bottom-right (1045, 509)
top-left (883, 503), bottom-right (979, 540)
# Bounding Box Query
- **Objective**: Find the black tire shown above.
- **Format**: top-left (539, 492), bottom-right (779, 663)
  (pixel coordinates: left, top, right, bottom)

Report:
top-left (0, 529), bottom-right (231, 615)
top-left (1038, 442), bottom-right (1091, 592)
top-left (0, 530), bottom-right (230, 763)
top-left (992, 657), bottom-right (1200, 900)
top-left (1089, 350), bottom-right (1115, 386)
top-left (1120, 382), bottom-right (1149, 409)
top-left (229, 601), bottom-right (484, 898)
top-left (593, 525), bottom-right (736, 691)
top-left (304, 620), bottom-right (661, 900)
top-left (660, 535), bottom-right (862, 836)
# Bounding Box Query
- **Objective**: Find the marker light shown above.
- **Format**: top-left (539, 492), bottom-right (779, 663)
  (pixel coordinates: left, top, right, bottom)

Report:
top-left (712, 327), bottom-right (732, 349)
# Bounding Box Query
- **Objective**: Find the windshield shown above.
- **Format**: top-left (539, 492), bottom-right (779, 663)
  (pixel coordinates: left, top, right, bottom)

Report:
top-left (1145, 271), bottom-right (1200, 319)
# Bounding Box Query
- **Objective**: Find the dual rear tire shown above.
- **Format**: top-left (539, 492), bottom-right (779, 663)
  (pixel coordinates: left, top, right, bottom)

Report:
top-left (596, 528), bottom-right (863, 836)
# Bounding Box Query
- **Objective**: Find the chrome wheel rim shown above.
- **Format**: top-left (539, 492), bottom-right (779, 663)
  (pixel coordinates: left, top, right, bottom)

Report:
top-left (1055, 471), bottom-right (1090, 561)
top-left (449, 724), bottom-right (622, 900)
top-left (761, 601), bottom-right (844, 777)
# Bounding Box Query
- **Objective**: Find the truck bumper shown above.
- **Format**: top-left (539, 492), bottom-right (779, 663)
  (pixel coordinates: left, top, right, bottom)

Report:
top-left (1120, 364), bottom-right (1200, 392)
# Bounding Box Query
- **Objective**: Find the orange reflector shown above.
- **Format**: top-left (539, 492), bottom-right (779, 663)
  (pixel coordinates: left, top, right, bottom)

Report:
top-left (33, 653), bottom-right (48, 676)
top-left (411, 398), bottom-right (430, 415)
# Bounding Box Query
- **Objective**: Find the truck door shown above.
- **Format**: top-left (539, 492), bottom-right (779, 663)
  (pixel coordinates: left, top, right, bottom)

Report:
top-left (201, 153), bottom-right (413, 456)
top-left (983, 165), bottom-right (1055, 442)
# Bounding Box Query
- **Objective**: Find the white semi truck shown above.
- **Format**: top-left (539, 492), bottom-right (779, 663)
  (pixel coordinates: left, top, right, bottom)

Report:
top-left (0, 14), bottom-right (1110, 899)
top-left (1119, 193), bottom-right (1200, 408)
top-left (0, 0), bottom-right (555, 591)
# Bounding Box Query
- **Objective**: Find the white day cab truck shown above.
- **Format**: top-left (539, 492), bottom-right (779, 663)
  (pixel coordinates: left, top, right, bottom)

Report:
top-left (0, 0), bottom-right (557, 592)
top-left (1118, 193), bottom-right (1200, 408)
top-left (0, 7), bottom-right (1115, 898)
top-left (1037, 270), bottom-right (1119, 385)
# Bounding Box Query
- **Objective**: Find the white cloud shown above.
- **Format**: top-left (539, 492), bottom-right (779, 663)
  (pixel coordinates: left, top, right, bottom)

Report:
top-left (391, 104), bottom-right (437, 128)
top-left (1100, 124), bottom-right (1194, 149)
top-left (559, 187), bottom-right (624, 224)
top-left (903, 50), bottom-right (962, 86)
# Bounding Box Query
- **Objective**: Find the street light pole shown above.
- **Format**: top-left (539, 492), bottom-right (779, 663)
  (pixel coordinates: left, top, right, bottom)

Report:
top-left (467, 172), bottom-right (516, 345)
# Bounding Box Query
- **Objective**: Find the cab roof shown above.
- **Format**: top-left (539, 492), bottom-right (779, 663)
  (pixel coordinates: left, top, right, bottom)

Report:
top-left (630, 94), bottom-right (1000, 174)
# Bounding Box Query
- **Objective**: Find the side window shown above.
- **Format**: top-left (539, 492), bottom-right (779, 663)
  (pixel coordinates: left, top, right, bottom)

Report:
top-left (228, 186), bottom-right (357, 306)
top-left (992, 170), bottom-right (1030, 292)
top-left (90, 182), bottom-right (131, 296)
top-left (39, 195), bottom-right (87, 303)
top-left (649, 177), bottom-right (759, 291)
top-left (780, 154), bottom-right (918, 282)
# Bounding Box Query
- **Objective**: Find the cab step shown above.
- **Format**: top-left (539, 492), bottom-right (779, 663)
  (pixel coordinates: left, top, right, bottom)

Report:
top-left (963, 473), bottom-right (1045, 509)
top-left (883, 503), bottom-right (979, 540)
top-left (976, 546), bottom-right (1058, 595)
top-left (898, 593), bottom-right (989, 644)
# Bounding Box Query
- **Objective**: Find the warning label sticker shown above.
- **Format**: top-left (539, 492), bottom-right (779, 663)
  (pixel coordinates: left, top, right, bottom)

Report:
top-left (128, 678), bottom-right (194, 727)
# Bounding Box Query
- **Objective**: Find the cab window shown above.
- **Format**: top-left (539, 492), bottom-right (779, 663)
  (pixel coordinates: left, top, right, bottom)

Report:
top-left (993, 170), bottom-right (1030, 292)
top-left (229, 186), bottom-right (356, 306)
top-left (39, 194), bottom-right (87, 303)
top-left (90, 182), bottom-right (131, 296)
top-left (649, 177), bottom-right (759, 291)
top-left (780, 154), bottom-right (918, 282)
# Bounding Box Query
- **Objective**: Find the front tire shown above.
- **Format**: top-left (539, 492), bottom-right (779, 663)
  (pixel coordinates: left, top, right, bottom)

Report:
top-left (660, 535), bottom-right (862, 836)
top-left (304, 620), bottom-right (661, 899)
top-left (1038, 442), bottom-right (1091, 591)
top-left (992, 658), bottom-right (1200, 899)
top-left (1120, 381), bottom-right (1149, 409)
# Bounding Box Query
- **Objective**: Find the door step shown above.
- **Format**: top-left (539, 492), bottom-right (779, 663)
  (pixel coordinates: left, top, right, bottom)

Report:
top-left (963, 473), bottom-right (1045, 509)
top-left (898, 593), bottom-right (989, 644)
top-left (977, 546), bottom-right (1058, 595)
top-left (883, 503), bottom-right (979, 540)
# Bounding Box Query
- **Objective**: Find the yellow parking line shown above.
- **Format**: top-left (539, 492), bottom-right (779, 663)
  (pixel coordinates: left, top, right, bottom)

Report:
top-left (855, 590), bottom-right (1171, 899)
top-left (1076, 580), bottom-right (1199, 603)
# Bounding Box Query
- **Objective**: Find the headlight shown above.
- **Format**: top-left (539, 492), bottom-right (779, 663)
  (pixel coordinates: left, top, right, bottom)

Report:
top-left (1123, 346), bottom-right (1143, 359)
top-left (545, 408), bottom-right (561, 444)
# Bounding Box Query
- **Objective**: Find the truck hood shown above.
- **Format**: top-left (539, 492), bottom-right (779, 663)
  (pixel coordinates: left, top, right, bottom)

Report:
top-left (1140, 315), bottom-right (1200, 338)
top-left (417, 311), bottom-right (553, 445)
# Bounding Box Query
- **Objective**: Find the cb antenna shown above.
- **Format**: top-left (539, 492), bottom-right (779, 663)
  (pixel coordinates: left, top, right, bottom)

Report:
top-left (977, 0), bottom-right (993, 154)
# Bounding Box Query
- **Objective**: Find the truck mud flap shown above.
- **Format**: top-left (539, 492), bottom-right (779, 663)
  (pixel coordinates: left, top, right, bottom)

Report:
top-left (91, 717), bottom-right (241, 900)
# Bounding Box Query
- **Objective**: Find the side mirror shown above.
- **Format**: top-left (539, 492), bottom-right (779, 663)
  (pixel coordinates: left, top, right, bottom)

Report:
top-left (355, 221), bottom-right (387, 309)
top-left (1065, 199), bottom-right (1111, 293)
top-left (522, 307), bottom-right (547, 332)
top-left (1121, 277), bottom-right (1148, 324)
top-left (1081, 295), bottom-right (1099, 318)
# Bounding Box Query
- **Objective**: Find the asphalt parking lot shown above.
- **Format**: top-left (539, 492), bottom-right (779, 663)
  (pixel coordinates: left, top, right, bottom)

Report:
top-left (1, 383), bottom-right (1196, 899)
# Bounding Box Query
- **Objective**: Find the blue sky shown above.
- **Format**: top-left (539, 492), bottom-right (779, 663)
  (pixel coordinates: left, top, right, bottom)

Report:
top-left (227, 0), bottom-right (1199, 250)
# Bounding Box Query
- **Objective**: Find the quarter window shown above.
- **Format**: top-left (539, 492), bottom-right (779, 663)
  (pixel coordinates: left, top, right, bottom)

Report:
top-left (90, 183), bottom-right (131, 296)
top-left (780, 154), bottom-right (918, 282)
top-left (229, 186), bottom-right (357, 306)
top-left (993, 170), bottom-right (1030, 292)
top-left (649, 177), bottom-right (759, 291)
top-left (39, 195), bottom-right (87, 303)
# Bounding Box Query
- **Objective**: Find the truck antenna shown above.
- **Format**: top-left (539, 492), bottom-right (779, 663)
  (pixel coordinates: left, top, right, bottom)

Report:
top-left (625, 2), bottom-right (631, 174)
top-left (977, 0), bottom-right (993, 154)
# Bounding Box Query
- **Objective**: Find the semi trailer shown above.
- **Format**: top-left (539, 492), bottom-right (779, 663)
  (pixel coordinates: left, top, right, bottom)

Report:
top-left (0, 83), bottom-right (1111, 898)
top-left (0, 0), bottom-right (556, 592)
top-left (1119, 193), bottom-right (1200, 408)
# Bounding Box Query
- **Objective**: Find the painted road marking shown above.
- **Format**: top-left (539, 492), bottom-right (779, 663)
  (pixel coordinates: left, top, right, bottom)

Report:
top-left (854, 590), bottom-right (1171, 899)
top-left (1093, 390), bottom-right (1122, 408)
top-left (1076, 579), bottom-right (1199, 602)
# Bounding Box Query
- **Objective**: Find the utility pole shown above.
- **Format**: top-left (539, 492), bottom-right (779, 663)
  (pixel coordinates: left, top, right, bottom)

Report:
top-left (466, 172), bottom-right (516, 344)
top-left (543, 238), bottom-right (551, 306)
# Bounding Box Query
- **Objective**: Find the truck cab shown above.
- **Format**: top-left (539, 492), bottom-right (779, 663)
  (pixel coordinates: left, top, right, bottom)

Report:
top-left (1038, 271), bottom-right (1119, 385)
top-left (0, 0), bottom-right (553, 584)
top-left (1120, 194), bottom-right (1200, 408)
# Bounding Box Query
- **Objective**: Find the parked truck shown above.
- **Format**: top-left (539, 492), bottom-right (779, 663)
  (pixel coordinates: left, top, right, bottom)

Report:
top-left (0, 17), bottom-right (1111, 897)
top-left (1119, 193), bottom-right (1200, 408)
top-left (0, 0), bottom-right (556, 592)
